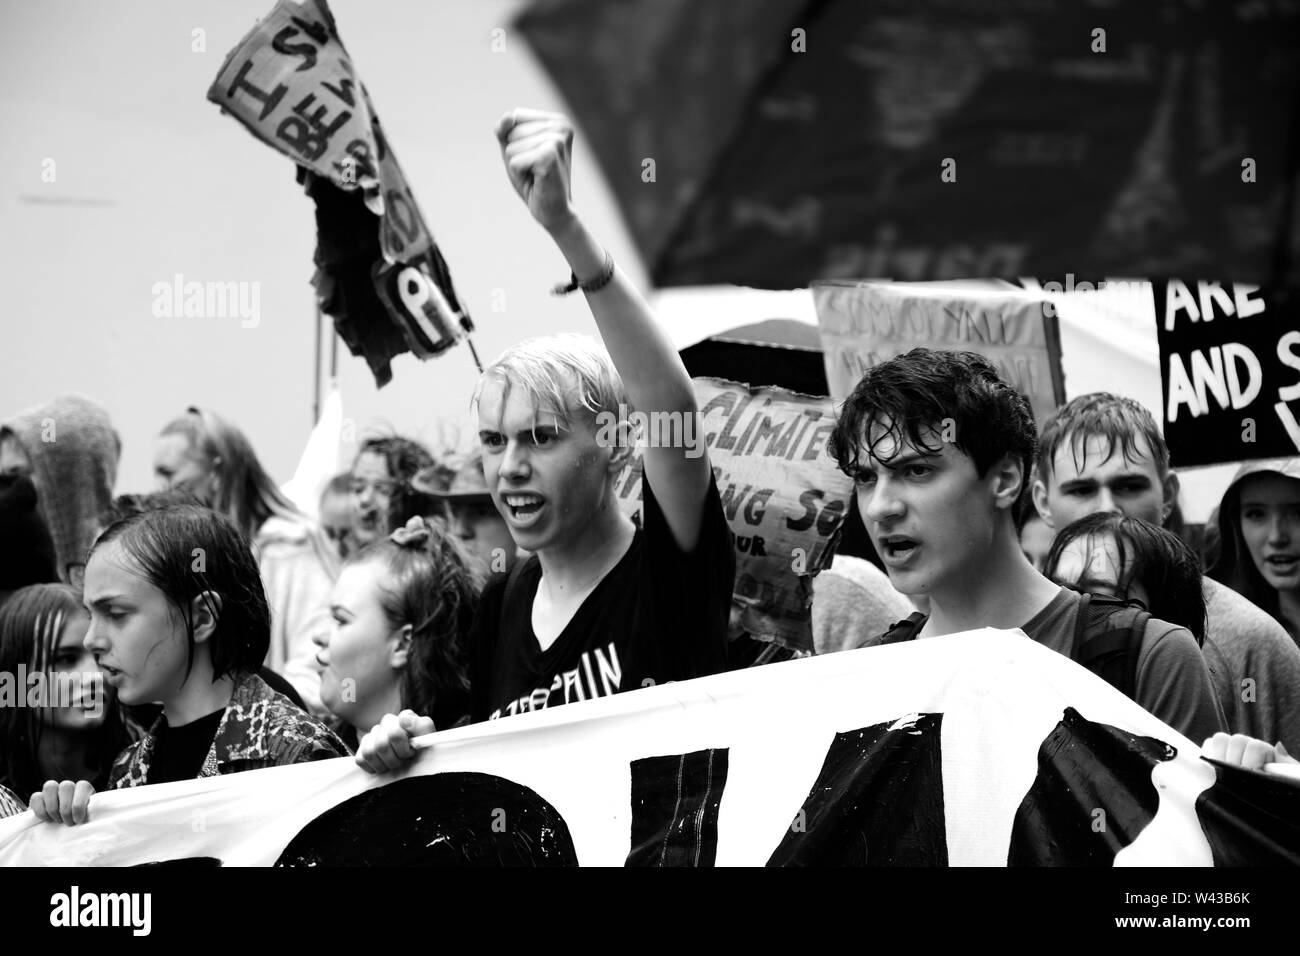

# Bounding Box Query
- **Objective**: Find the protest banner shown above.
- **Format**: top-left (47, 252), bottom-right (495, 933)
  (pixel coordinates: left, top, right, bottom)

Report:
top-left (3, 633), bottom-right (1295, 866)
top-left (813, 281), bottom-right (1066, 430)
top-left (1153, 279), bottom-right (1300, 468)
top-left (208, 0), bottom-right (471, 386)
top-left (520, 0), bottom-right (1300, 290)
top-left (612, 377), bottom-right (852, 654)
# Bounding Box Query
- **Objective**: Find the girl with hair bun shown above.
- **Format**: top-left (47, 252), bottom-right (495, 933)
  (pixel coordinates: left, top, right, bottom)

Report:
top-left (314, 516), bottom-right (477, 748)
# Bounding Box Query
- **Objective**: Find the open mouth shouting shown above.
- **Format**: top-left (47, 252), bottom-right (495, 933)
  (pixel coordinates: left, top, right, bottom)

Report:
top-left (878, 534), bottom-right (921, 567)
top-left (501, 492), bottom-right (546, 528)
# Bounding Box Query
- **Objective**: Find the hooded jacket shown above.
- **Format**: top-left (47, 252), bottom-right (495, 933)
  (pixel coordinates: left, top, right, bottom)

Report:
top-left (1, 395), bottom-right (120, 580)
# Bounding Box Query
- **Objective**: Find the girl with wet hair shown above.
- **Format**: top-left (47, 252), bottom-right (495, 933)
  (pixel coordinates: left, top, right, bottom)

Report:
top-left (31, 505), bottom-right (348, 826)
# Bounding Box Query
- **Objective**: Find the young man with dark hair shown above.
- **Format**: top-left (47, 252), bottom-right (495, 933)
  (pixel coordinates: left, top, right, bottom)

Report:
top-left (833, 349), bottom-right (1224, 743)
top-left (355, 110), bottom-right (733, 773)
top-left (1031, 393), bottom-right (1300, 754)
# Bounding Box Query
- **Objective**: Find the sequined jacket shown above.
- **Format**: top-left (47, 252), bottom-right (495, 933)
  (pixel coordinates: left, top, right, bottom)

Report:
top-left (108, 671), bottom-right (350, 789)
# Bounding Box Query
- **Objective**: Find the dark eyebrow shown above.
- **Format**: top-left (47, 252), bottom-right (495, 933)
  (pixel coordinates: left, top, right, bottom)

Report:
top-left (1057, 478), bottom-right (1099, 492)
top-left (1106, 473), bottom-right (1152, 485)
top-left (87, 595), bottom-right (129, 610)
top-left (878, 450), bottom-right (939, 471)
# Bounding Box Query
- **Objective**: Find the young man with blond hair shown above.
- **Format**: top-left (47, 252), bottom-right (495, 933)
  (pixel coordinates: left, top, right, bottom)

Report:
top-left (357, 110), bottom-right (733, 771)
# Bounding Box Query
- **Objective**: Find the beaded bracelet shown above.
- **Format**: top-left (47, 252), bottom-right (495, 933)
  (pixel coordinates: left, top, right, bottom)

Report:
top-left (552, 249), bottom-right (615, 296)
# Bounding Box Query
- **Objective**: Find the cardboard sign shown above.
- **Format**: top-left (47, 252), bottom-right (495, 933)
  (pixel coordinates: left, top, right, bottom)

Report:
top-left (4, 633), bottom-right (1295, 866)
top-left (208, 0), bottom-right (469, 386)
top-left (813, 280), bottom-right (1066, 430)
top-left (1154, 279), bottom-right (1300, 467)
top-left (613, 377), bottom-right (853, 653)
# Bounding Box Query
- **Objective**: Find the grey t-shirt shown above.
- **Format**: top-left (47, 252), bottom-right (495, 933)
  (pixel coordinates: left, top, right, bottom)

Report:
top-left (1020, 588), bottom-right (1226, 744)
top-left (865, 588), bottom-right (1227, 745)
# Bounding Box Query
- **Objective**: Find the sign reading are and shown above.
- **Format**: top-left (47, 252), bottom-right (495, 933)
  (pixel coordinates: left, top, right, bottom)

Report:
top-left (1154, 279), bottom-right (1300, 467)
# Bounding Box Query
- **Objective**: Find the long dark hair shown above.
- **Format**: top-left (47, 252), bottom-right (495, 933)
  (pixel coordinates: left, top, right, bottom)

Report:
top-left (1045, 512), bottom-right (1207, 646)
top-left (1209, 476), bottom-right (1285, 622)
top-left (0, 584), bottom-right (132, 797)
top-left (348, 518), bottom-right (476, 728)
top-left (91, 505), bottom-right (271, 682)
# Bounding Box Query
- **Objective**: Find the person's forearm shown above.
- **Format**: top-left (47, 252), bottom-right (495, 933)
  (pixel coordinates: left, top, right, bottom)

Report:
top-left (547, 216), bottom-right (696, 415)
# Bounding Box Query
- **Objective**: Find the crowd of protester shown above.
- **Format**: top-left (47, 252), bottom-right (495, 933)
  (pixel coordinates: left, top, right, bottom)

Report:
top-left (3, 108), bottom-right (1298, 828)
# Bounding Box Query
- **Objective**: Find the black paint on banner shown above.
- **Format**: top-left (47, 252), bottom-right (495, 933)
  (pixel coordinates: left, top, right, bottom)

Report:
top-left (766, 713), bottom-right (947, 866)
top-left (1007, 707), bottom-right (1173, 866)
top-left (274, 772), bottom-right (578, 866)
top-left (1195, 756), bottom-right (1300, 866)
top-left (626, 748), bottom-right (729, 867)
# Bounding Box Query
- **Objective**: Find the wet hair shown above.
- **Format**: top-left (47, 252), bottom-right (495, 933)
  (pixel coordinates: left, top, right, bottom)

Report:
top-left (91, 505), bottom-right (271, 682)
top-left (1209, 472), bottom-right (1300, 625)
top-left (0, 583), bottom-right (132, 798)
top-left (99, 489), bottom-right (206, 531)
top-left (1045, 512), bottom-right (1207, 645)
top-left (1036, 392), bottom-right (1170, 482)
top-left (353, 435), bottom-right (435, 531)
top-left (346, 519), bottom-right (476, 728)
top-left (827, 348), bottom-right (1038, 513)
top-left (474, 334), bottom-right (629, 432)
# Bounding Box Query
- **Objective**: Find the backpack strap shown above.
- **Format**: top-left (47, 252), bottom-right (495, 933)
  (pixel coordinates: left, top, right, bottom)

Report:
top-left (874, 612), bottom-right (928, 646)
top-left (1070, 592), bottom-right (1149, 700)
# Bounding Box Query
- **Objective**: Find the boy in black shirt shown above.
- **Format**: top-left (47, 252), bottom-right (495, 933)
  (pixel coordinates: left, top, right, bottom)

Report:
top-left (356, 110), bottom-right (733, 772)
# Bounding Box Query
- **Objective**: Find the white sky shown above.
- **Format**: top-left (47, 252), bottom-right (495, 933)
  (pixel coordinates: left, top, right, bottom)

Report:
top-left (0, 0), bottom-right (647, 491)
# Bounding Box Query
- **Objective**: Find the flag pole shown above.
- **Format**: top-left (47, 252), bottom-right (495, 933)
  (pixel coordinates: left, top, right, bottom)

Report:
top-left (312, 302), bottom-right (323, 424)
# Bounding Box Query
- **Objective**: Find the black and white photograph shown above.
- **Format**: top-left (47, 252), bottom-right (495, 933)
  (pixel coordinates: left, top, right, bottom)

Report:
top-left (1, 0), bottom-right (1298, 934)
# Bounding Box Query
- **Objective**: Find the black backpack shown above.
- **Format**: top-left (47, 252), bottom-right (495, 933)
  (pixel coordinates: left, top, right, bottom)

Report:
top-left (877, 592), bottom-right (1149, 701)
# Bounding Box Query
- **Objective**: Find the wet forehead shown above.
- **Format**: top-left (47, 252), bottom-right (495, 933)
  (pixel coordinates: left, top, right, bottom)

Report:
top-left (1051, 432), bottom-right (1159, 482)
top-left (477, 377), bottom-right (570, 433)
top-left (857, 417), bottom-right (948, 467)
top-left (83, 540), bottom-right (148, 603)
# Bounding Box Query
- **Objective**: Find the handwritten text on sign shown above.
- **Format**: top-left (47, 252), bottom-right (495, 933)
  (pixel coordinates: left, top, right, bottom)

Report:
top-left (813, 280), bottom-right (1065, 431)
top-left (614, 378), bottom-right (853, 653)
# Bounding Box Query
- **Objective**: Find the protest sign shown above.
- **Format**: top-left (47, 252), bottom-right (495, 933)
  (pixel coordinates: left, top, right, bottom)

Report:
top-left (612, 377), bottom-right (852, 654)
top-left (1154, 279), bottom-right (1300, 468)
top-left (4, 633), bottom-right (1295, 866)
top-left (208, 0), bottom-right (470, 386)
top-left (813, 281), bottom-right (1066, 430)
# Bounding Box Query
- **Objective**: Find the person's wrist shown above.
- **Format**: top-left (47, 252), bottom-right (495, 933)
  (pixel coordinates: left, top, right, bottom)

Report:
top-left (543, 208), bottom-right (581, 241)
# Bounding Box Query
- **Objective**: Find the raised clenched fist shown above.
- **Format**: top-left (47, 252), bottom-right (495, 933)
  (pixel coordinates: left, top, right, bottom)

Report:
top-left (495, 108), bottom-right (577, 235)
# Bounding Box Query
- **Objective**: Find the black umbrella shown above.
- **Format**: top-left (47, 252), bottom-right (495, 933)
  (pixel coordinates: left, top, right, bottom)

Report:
top-left (518, 0), bottom-right (1300, 290)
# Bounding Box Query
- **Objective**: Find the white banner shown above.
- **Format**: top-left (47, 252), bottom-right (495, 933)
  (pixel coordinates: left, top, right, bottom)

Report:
top-left (2, 632), bottom-right (1294, 866)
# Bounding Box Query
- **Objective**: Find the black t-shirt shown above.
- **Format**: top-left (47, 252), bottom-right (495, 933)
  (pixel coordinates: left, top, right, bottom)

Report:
top-left (148, 708), bottom-right (225, 784)
top-left (470, 471), bottom-right (734, 722)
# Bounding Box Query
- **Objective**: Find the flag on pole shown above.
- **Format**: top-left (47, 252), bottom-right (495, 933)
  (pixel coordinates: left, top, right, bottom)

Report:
top-left (208, 0), bottom-right (472, 386)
